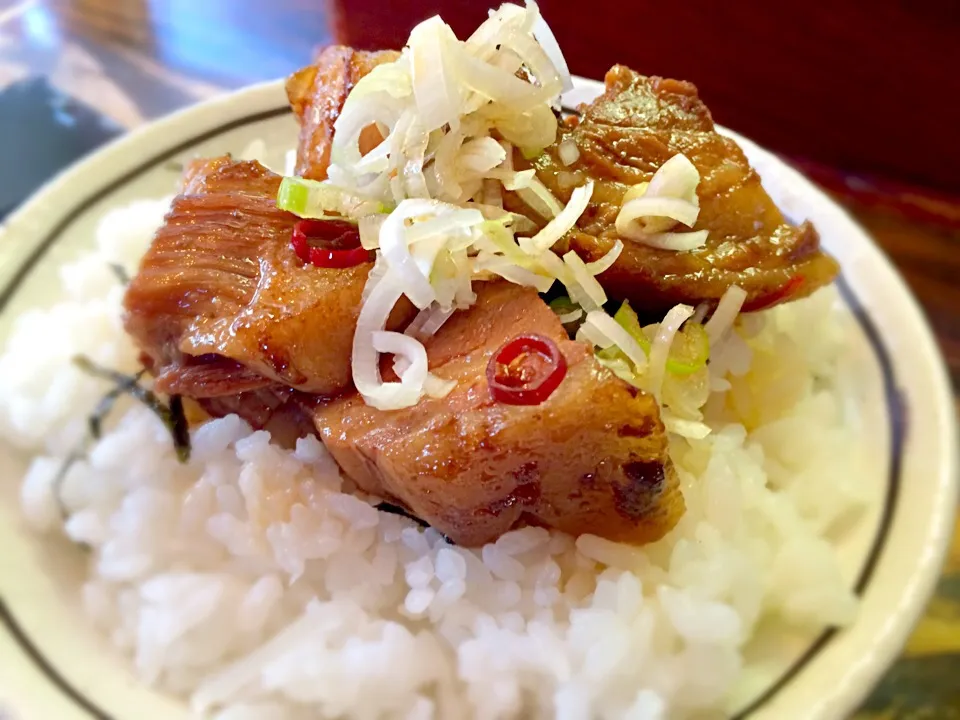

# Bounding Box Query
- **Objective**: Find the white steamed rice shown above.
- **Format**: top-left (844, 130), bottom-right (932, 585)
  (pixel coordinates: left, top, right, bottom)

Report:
top-left (0, 197), bottom-right (866, 719)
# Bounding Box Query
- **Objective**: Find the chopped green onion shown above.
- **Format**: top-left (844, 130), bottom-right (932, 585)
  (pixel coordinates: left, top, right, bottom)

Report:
top-left (277, 177), bottom-right (311, 215)
top-left (612, 301), bottom-right (651, 354)
top-left (549, 296), bottom-right (583, 325)
top-left (277, 176), bottom-right (391, 219)
top-left (549, 295), bottom-right (578, 315)
top-left (606, 301), bottom-right (709, 376)
top-left (595, 353), bottom-right (641, 388)
top-left (665, 322), bottom-right (710, 375)
top-left (478, 220), bottom-right (531, 264)
top-left (590, 302), bottom-right (647, 371)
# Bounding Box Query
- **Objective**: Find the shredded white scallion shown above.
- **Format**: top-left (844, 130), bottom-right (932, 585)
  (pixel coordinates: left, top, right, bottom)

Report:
top-left (358, 215), bottom-right (386, 250)
top-left (647, 304), bottom-right (695, 400)
top-left (585, 239), bottom-right (623, 276)
top-left (353, 278), bottom-right (417, 409)
top-left (410, 17), bottom-right (463, 133)
top-left (519, 180), bottom-right (593, 254)
top-left (515, 177), bottom-right (564, 219)
top-left (630, 230), bottom-right (709, 252)
top-left (615, 153), bottom-right (708, 251)
top-left (647, 153), bottom-right (700, 202)
top-left (576, 321), bottom-right (614, 350)
top-left (690, 302), bottom-right (710, 325)
top-left (527, 0), bottom-right (573, 92)
top-left (556, 308), bottom-right (583, 324)
top-left (279, 3), bottom-right (602, 409)
top-left (563, 250), bottom-right (606, 311)
top-left (617, 196), bottom-right (699, 231)
top-left (475, 256), bottom-right (555, 292)
top-left (583, 310), bottom-right (648, 371)
top-left (704, 285), bottom-right (748, 345)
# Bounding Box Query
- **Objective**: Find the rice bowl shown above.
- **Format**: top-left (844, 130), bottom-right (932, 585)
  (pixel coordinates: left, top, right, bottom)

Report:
top-left (0, 25), bottom-right (955, 720)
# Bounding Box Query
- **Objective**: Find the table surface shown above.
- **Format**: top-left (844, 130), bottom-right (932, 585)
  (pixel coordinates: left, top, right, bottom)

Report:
top-left (1, 0), bottom-right (958, 716)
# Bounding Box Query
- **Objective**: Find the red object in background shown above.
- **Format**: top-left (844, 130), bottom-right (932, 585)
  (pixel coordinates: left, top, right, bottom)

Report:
top-left (327, 0), bottom-right (960, 194)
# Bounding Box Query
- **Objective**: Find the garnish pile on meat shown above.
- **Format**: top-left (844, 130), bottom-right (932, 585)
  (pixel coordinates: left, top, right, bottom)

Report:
top-left (120, 2), bottom-right (839, 546)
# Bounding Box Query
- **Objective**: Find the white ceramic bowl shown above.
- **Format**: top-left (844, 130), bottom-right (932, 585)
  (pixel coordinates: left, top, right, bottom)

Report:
top-left (0, 78), bottom-right (956, 720)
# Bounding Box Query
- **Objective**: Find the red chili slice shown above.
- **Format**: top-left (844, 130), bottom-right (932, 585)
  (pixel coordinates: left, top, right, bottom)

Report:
top-left (741, 274), bottom-right (805, 313)
top-left (487, 334), bottom-right (568, 406)
top-left (291, 218), bottom-right (372, 269)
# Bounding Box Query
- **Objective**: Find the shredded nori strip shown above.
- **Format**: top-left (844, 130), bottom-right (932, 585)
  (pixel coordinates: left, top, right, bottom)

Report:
top-left (168, 395), bottom-right (190, 462)
top-left (49, 443), bottom-right (91, 550)
top-left (72, 355), bottom-right (191, 462)
top-left (52, 443), bottom-right (87, 521)
top-left (375, 501), bottom-right (429, 528)
top-left (87, 369), bottom-right (146, 439)
top-left (108, 263), bottom-right (130, 285)
top-left (374, 503), bottom-right (454, 543)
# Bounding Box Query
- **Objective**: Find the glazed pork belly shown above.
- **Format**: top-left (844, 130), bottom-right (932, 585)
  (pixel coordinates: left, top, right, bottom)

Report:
top-left (123, 157), bottom-right (414, 400)
top-left (286, 46), bottom-right (400, 180)
top-left (522, 66), bottom-right (839, 313)
top-left (315, 282), bottom-right (682, 547)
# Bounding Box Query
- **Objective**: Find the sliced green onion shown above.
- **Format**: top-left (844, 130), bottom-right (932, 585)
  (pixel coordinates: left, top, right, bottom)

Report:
top-left (665, 322), bottom-right (710, 375)
top-left (277, 177), bottom-right (311, 215)
top-left (514, 176), bottom-right (563, 219)
top-left (277, 177), bottom-right (391, 219)
top-left (486, 168), bottom-right (535, 190)
top-left (595, 353), bottom-right (641, 388)
top-left (596, 345), bottom-right (621, 362)
top-left (549, 295), bottom-right (578, 315)
top-left (549, 296), bottom-right (583, 325)
top-left (611, 301), bottom-right (651, 354)
top-left (608, 301), bottom-right (709, 376)
top-left (478, 220), bottom-right (531, 264)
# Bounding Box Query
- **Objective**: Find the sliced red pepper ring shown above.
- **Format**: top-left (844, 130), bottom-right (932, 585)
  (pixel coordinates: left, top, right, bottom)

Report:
top-left (291, 218), bottom-right (372, 269)
top-left (487, 334), bottom-right (568, 406)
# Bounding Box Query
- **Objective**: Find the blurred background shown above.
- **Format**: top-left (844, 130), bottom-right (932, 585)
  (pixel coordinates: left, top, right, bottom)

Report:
top-left (0, 0), bottom-right (958, 714)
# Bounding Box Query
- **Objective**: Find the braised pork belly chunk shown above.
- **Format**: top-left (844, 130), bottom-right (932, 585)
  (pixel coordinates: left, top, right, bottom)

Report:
top-left (315, 282), bottom-right (682, 547)
top-left (524, 66), bottom-right (839, 313)
top-left (286, 46), bottom-right (400, 180)
top-left (122, 157), bottom-right (414, 399)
